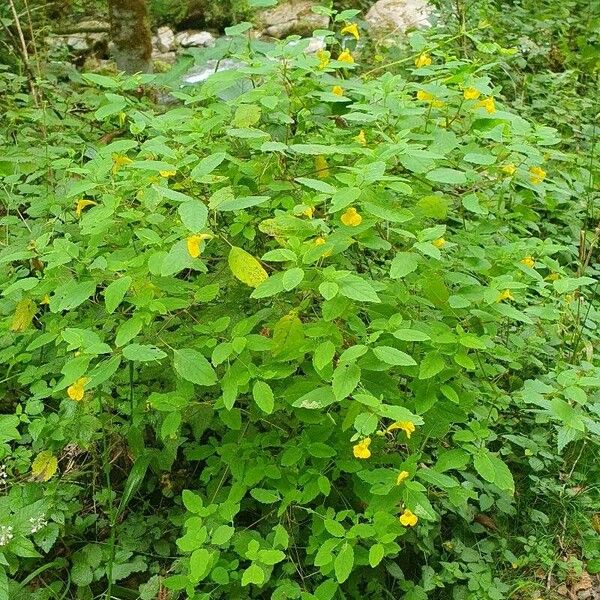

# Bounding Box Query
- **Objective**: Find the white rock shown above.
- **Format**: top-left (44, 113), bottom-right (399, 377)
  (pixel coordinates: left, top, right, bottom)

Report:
top-left (257, 0), bottom-right (329, 39)
top-left (182, 59), bottom-right (243, 84)
top-left (365, 0), bottom-right (431, 34)
top-left (175, 30), bottom-right (215, 48)
top-left (155, 26), bottom-right (175, 53)
top-left (63, 20), bottom-right (110, 53)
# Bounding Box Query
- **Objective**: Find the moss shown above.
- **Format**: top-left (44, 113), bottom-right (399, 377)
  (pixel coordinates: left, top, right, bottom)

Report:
top-left (108, 0), bottom-right (152, 73)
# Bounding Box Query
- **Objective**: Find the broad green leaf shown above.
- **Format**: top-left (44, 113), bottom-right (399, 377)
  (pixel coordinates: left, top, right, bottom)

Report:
top-left (173, 348), bottom-right (218, 386)
top-left (123, 344), bottom-right (167, 362)
top-left (332, 362), bottom-right (360, 400)
top-left (334, 544), bottom-right (354, 584)
top-left (373, 346), bottom-right (417, 366)
top-left (178, 200), bottom-right (208, 232)
top-left (104, 276), bottom-right (132, 314)
top-left (253, 380), bottom-right (275, 414)
top-left (390, 252), bottom-right (419, 279)
top-left (31, 451), bottom-right (58, 481)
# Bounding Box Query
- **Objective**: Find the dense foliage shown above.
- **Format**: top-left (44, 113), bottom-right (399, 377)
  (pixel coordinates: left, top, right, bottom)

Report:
top-left (0, 2), bottom-right (599, 599)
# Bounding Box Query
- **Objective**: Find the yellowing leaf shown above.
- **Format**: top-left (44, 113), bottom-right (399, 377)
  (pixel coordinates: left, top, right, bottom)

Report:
top-left (10, 299), bottom-right (36, 332)
top-left (32, 450), bottom-right (58, 482)
top-left (228, 246), bottom-right (268, 288)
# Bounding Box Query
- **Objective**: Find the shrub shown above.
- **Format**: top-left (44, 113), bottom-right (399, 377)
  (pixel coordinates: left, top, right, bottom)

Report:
top-left (0, 10), bottom-right (598, 600)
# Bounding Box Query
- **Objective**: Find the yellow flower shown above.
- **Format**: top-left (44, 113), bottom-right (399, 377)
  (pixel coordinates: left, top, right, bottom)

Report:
top-left (477, 97), bottom-right (496, 113)
top-left (159, 170), bottom-right (176, 178)
top-left (67, 377), bottom-right (90, 402)
top-left (354, 130), bottom-right (367, 146)
top-left (341, 207), bottom-right (362, 227)
top-left (302, 206), bottom-right (315, 219)
top-left (546, 272), bottom-right (560, 282)
top-left (529, 166), bottom-right (546, 184)
top-left (337, 50), bottom-right (354, 64)
top-left (75, 199), bottom-right (97, 218)
top-left (353, 437), bottom-right (371, 459)
top-left (416, 89), bottom-right (434, 102)
top-left (111, 154), bottom-right (133, 174)
top-left (186, 234), bottom-right (212, 258)
top-left (415, 53), bottom-right (432, 68)
top-left (341, 22), bottom-right (360, 40)
top-left (314, 237), bottom-right (326, 246)
top-left (501, 163), bottom-right (517, 176)
top-left (432, 237), bottom-right (446, 249)
top-left (396, 470), bottom-right (410, 485)
top-left (387, 421), bottom-right (416, 438)
top-left (399, 508), bottom-right (418, 527)
top-left (315, 155), bottom-right (330, 178)
top-left (497, 289), bottom-right (514, 302)
top-left (520, 256), bottom-right (535, 268)
top-left (463, 87), bottom-right (481, 100)
top-left (332, 85), bottom-right (345, 97)
top-left (41, 294), bottom-right (51, 305)
top-left (316, 49), bottom-right (330, 69)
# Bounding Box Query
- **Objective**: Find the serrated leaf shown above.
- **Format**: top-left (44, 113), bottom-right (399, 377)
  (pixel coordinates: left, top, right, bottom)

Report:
top-left (104, 276), bottom-right (131, 314)
top-left (334, 544), bottom-right (354, 583)
top-left (31, 451), bottom-right (58, 481)
top-left (173, 348), bottom-right (217, 386)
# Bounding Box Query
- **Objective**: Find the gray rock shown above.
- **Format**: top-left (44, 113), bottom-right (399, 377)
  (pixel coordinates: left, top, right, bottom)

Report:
top-left (59, 19), bottom-right (110, 54)
top-left (154, 26), bottom-right (175, 53)
top-left (257, 0), bottom-right (329, 38)
top-left (365, 0), bottom-right (431, 35)
top-left (175, 30), bottom-right (216, 48)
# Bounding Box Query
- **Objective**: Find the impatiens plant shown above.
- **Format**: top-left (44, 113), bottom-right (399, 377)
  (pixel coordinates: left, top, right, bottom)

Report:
top-left (0, 6), bottom-right (598, 600)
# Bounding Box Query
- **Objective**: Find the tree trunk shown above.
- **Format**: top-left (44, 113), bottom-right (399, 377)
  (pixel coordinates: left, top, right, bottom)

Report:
top-left (108, 0), bottom-right (152, 74)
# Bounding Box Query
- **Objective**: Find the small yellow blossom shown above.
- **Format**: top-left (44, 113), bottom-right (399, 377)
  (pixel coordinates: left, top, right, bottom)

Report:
top-left (111, 154), bottom-right (133, 174)
top-left (546, 272), bottom-right (560, 282)
top-left (314, 237), bottom-right (326, 246)
top-left (387, 421), bottom-right (416, 438)
top-left (353, 437), bottom-right (371, 459)
top-left (41, 294), bottom-right (51, 305)
top-left (399, 508), bottom-right (418, 527)
top-left (315, 155), bottom-right (330, 178)
top-left (497, 289), bottom-right (514, 302)
top-left (67, 377), bottom-right (90, 402)
top-left (415, 53), bottom-right (432, 68)
top-left (341, 22), bottom-right (360, 40)
top-left (520, 256), bottom-right (535, 268)
top-left (463, 87), bottom-right (481, 100)
top-left (477, 97), bottom-right (496, 114)
top-left (396, 470), bottom-right (410, 485)
top-left (501, 163), bottom-right (517, 176)
top-left (354, 130), bottom-right (367, 146)
top-left (529, 166), bottom-right (546, 184)
top-left (75, 199), bottom-right (97, 218)
top-left (432, 238), bottom-right (446, 249)
top-left (302, 206), bottom-right (315, 219)
top-left (159, 170), bottom-right (176, 178)
top-left (186, 234), bottom-right (212, 259)
top-left (316, 49), bottom-right (330, 69)
top-left (417, 89), bottom-right (434, 102)
top-left (337, 50), bottom-right (354, 64)
top-left (332, 85), bottom-right (345, 97)
top-left (341, 207), bottom-right (362, 227)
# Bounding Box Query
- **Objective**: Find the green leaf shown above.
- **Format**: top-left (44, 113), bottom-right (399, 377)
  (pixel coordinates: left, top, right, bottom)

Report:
top-left (173, 348), bottom-right (218, 386)
top-left (283, 267), bottom-right (304, 291)
top-left (117, 454), bottom-right (151, 517)
top-left (295, 177), bottom-right (336, 193)
top-left (293, 387), bottom-right (336, 409)
top-left (313, 340), bottom-right (336, 371)
top-left (332, 362), bottom-right (360, 400)
top-left (373, 346), bottom-right (417, 367)
top-left (123, 344), bottom-right (167, 362)
top-left (272, 313), bottom-right (305, 359)
top-left (426, 168), bottom-right (467, 184)
top-left (182, 489), bottom-right (203, 513)
top-left (418, 352), bottom-right (445, 379)
top-left (241, 563), bottom-right (265, 586)
top-left (212, 525), bottom-right (235, 545)
top-left (190, 152), bottom-right (227, 179)
top-left (390, 252), bottom-right (419, 278)
top-left (229, 246), bottom-right (268, 288)
top-left (369, 543), bottom-right (385, 567)
top-left (252, 380), bottom-right (275, 414)
top-left (104, 276), bottom-right (132, 314)
top-left (334, 543), bottom-right (354, 583)
top-left (338, 275), bottom-right (380, 303)
top-left (473, 450), bottom-right (514, 493)
top-left (250, 488), bottom-right (280, 504)
top-left (178, 200), bottom-right (208, 232)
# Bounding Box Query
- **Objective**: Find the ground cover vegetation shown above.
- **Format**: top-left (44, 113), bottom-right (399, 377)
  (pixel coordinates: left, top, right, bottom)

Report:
top-left (0, 1), bottom-right (599, 598)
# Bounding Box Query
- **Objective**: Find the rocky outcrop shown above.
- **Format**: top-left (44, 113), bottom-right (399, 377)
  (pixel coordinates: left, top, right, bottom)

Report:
top-left (365, 0), bottom-right (431, 34)
top-left (174, 30), bottom-right (215, 48)
top-left (257, 0), bottom-right (329, 38)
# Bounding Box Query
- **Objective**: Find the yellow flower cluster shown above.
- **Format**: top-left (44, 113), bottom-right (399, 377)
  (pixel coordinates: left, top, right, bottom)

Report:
top-left (341, 207), bottom-right (362, 227)
top-left (316, 49), bottom-right (330, 70)
top-left (67, 377), bottom-right (90, 401)
top-left (529, 166), bottom-right (546, 184)
top-left (415, 53), bottom-right (432, 68)
top-left (463, 87), bottom-right (481, 100)
top-left (477, 97), bottom-right (496, 114)
top-left (521, 256), bottom-right (535, 268)
top-left (497, 289), bottom-right (514, 302)
top-left (432, 237), bottom-right (446, 249)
